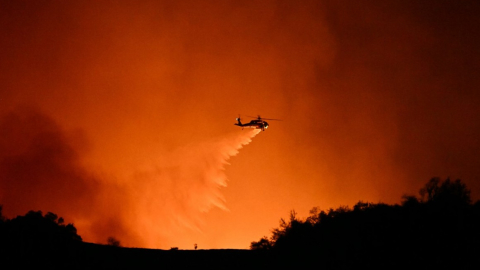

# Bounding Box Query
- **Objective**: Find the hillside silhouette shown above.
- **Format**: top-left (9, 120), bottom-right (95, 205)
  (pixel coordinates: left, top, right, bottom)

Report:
top-left (1, 177), bottom-right (479, 269)
top-left (251, 177), bottom-right (480, 268)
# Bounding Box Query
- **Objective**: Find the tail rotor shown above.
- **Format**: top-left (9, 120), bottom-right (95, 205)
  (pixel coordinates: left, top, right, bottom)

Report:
top-left (235, 114), bottom-right (243, 125)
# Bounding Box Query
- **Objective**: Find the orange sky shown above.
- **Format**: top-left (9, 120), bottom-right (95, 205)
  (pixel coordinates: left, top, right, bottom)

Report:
top-left (1, 0), bottom-right (480, 249)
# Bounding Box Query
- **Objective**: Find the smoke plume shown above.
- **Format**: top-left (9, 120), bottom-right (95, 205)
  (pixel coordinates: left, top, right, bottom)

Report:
top-left (0, 107), bottom-right (260, 248)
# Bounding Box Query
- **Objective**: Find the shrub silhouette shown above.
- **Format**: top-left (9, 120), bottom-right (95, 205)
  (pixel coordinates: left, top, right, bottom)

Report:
top-left (107, 236), bottom-right (121, 247)
top-left (250, 236), bottom-right (272, 250)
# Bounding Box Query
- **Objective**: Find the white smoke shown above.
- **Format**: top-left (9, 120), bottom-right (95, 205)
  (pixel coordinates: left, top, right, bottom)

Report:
top-left (81, 129), bottom-right (261, 248)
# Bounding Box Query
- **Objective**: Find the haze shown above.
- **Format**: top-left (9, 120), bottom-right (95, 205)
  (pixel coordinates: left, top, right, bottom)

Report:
top-left (1, 0), bottom-right (479, 249)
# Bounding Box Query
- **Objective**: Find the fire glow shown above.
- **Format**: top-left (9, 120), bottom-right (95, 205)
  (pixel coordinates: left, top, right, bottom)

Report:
top-left (0, 108), bottom-right (261, 249)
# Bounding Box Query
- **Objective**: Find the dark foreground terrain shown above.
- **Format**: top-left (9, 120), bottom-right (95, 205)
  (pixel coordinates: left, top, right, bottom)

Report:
top-left (60, 243), bottom-right (273, 269)
top-left (2, 178), bottom-right (480, 269)
top-left (3, 238), bottom-right (479, 270)
top-left (0, 211), bottom-right (267, 269)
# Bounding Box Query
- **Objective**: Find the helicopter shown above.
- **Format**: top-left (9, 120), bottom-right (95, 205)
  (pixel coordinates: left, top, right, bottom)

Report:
top-left (234, 115), bottom-right (281, 131)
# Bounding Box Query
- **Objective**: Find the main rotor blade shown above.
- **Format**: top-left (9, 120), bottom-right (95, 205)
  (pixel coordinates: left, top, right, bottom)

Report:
top-left (244, 115), bottom-right (281, 120)
top-left (261, 118), bottom-right (282, 121)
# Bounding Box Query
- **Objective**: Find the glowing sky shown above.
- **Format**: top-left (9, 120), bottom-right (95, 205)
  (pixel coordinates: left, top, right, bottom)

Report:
top-left (1, 0), bottom-right (480, 249)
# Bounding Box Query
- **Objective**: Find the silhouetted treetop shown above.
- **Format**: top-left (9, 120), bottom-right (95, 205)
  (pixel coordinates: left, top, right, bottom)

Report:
top-left (420, 177), bottom-right (471, 206)
top-left (0, 205), bottom-right (5, 223)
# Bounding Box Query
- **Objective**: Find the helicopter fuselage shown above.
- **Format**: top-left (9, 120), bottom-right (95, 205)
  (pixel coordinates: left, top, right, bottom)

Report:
top-left (235, 118), bottom-right (269, 131)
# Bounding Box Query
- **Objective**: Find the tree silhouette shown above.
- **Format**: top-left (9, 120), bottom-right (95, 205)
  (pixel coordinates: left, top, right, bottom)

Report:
top-left (0, 205), bottom-right (4, 222)
top-left (420, 177), bottom-right (471, 206)
top-left (251, 178), bottom-right (480, 268)
top-left (0, 209), bottom-right (83, 268)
